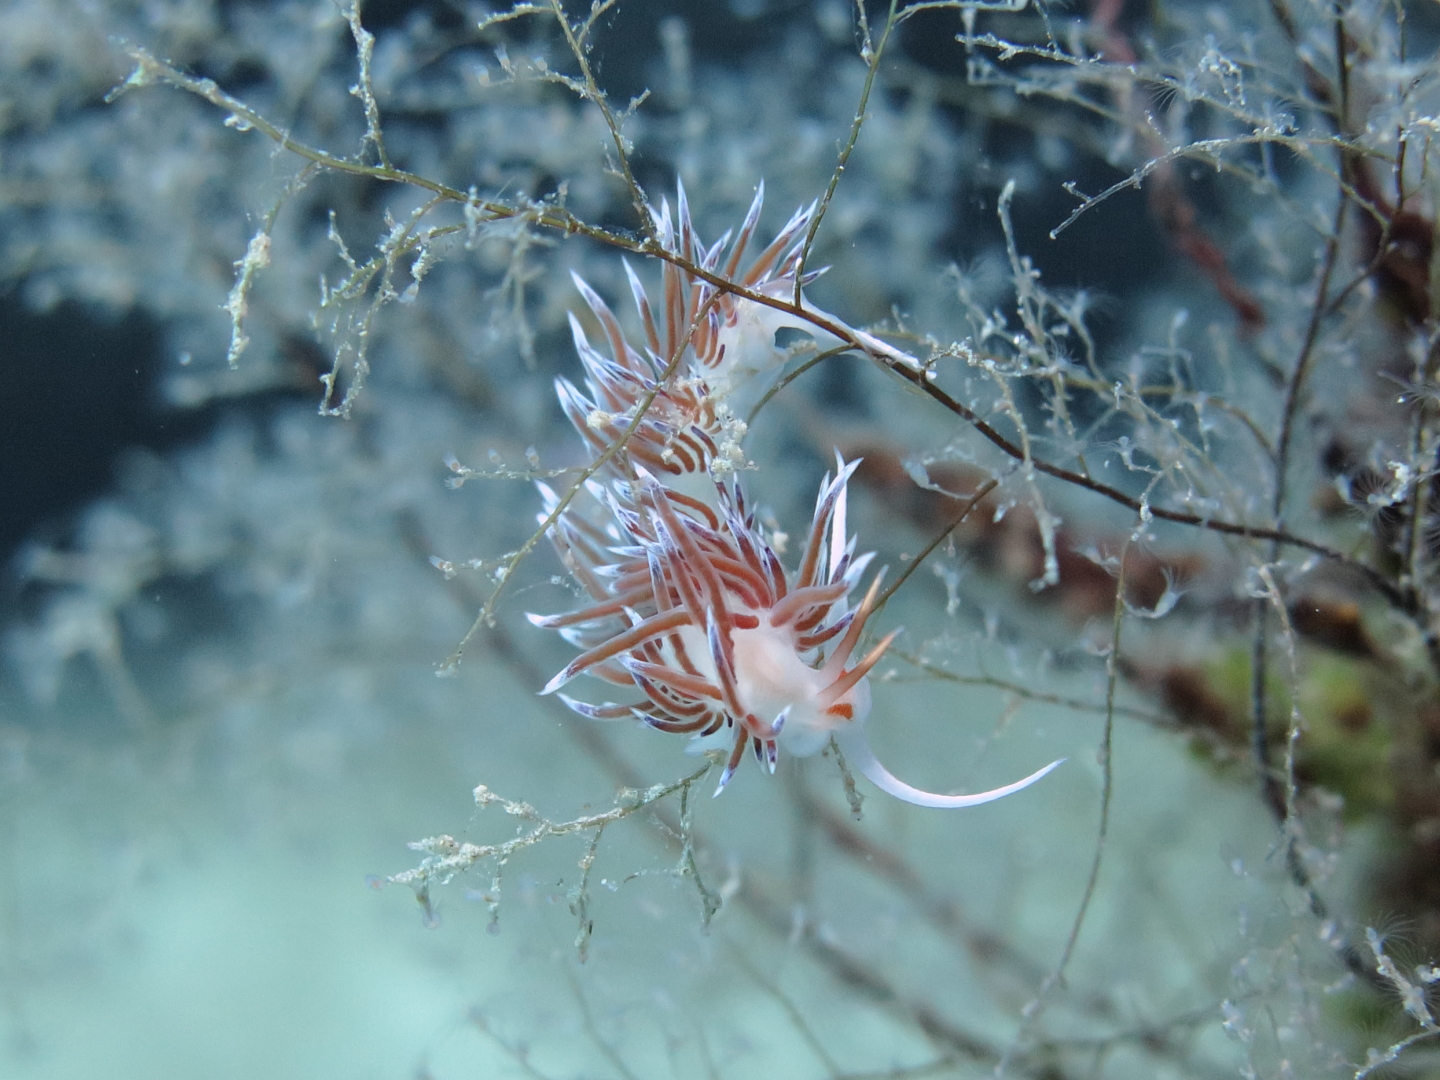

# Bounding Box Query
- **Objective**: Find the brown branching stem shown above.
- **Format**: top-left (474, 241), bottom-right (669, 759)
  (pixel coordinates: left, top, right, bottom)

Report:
top-left (117, 30), bottom-right (1437, 1011)
top-left (1252, 195), bottom-right (1349, 823)
top-left (1243, 114), bottom-right (1389, 986)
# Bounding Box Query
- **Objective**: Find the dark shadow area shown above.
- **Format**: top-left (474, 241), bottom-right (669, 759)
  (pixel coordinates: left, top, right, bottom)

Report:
top-left (0, 297), bottom-right (208, 566)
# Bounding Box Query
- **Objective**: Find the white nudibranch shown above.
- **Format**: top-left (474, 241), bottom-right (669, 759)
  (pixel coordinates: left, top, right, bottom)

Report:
top-left (530, 181), bottom-right (1061, 805)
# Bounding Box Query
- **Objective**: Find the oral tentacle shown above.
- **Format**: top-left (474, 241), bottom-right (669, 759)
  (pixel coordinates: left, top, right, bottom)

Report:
top-left (834, 726), bottom-right (1064, 809)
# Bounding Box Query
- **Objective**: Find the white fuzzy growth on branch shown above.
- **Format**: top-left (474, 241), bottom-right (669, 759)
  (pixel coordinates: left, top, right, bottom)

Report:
top-left (387, 761), bottom-right (719, 942)
top-left (223, 230), bottom-right (271, 368)
top-left (1355, 927), bottom-right (1440, 1079)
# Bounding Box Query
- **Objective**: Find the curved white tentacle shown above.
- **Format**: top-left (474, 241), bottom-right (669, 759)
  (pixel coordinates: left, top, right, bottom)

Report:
top-left (834, 727), bottom-right (1062, 809)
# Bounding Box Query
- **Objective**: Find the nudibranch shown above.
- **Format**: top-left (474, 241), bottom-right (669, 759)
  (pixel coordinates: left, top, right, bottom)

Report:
top-left (531, 181), bottom-right (1061, 805)
top-left (556, 181), bottom-right (826, 496)
top-left (531, 460), bottom-right (1061, 803)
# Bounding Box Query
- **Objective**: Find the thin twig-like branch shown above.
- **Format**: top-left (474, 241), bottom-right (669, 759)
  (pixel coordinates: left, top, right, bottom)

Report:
top-left (892, 652), bottom-right (1172, 728)
top-left (1274, 199), bottom-right (1348, 524)
top-left (468, 1010), bottom-right (560, 1080)
top-left (570, 970), bottom-right (643, 1080)
top-left (548, 0), bottom-right (653, 234)
top-left (794, 0), bottom-right (898, 305)
top-left (727, 942), bottom-right (844, 1076)
top-left (745, 345), bottom-right (849, 427)
top-left (1251, 194), bottom-right (1349, 819)
top-left (874, 480), bottom-right (998, 611)
top-left (438, 592), bottom-right (1209, 1080)
top-left (996, 536), bottom-right (1128, 1075)
top-left (388, 757), bottom-right (715, 892)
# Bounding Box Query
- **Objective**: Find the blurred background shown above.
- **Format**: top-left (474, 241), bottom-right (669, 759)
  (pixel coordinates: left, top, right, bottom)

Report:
top-left (3, 1), bottom-right (1438, 1077)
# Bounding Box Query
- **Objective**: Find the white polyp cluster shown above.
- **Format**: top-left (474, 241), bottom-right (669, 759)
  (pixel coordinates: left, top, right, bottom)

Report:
top-left (531, 181), bottom-right (1062, 805)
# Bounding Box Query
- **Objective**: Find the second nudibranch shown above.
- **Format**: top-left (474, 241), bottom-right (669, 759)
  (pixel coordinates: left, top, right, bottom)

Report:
top-left (557, 180), bottom-right (923, 501)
